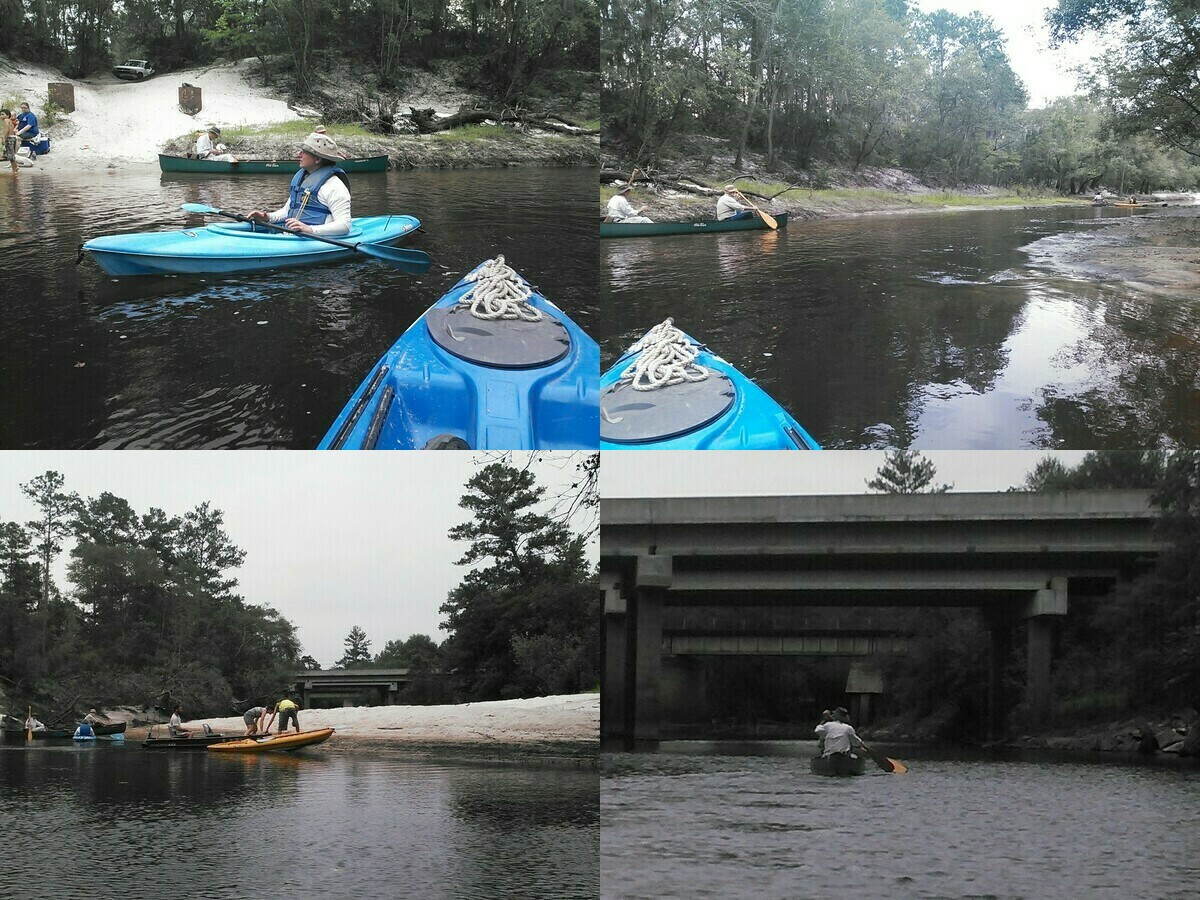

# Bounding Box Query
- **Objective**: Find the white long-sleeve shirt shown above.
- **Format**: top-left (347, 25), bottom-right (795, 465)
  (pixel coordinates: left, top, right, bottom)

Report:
top-left (716, 193), bottom-right (754, 220)
top-left (606, 193), bottom-right (642, 220)
top-left (267, 170), bottom-right (352, 237)
top-left (815, 720), bottom-right (860, 755)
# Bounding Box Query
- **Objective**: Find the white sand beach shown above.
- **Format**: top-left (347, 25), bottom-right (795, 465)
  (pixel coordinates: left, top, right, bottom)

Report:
top-left (136, 693), bottom-right (600, 755)
top-left (1, 56), bottom-right (302, 169)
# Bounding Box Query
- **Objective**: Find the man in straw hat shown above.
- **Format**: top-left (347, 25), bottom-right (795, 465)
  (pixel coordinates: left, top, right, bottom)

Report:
top-left (194, 124), bottom-right (237, 163)
top-left (716, 184), bottom-right (758, 221)
top-left (249, 132), bottom-right (352, 236)
top-left (605, 181), bottom-right (653, 224)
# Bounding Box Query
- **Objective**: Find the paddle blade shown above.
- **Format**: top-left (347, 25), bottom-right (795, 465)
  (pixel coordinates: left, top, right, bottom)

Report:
top-left (888, 758), bottom-right (909, 774)
top-left (360, 244), bottom-right (432, 274)
top-left (181, 202), bottom-right (220, 215)
top-left (760, 210), bottom-right (779, 230)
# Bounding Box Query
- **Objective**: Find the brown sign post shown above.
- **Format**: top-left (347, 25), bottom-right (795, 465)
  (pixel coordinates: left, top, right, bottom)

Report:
top-left (179, 85), bottom-right (202, 115)
top-left (47, 82), bottom-right (75, 112)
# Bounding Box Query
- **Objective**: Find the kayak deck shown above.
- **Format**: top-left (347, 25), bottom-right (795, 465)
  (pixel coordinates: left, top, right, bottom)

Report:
top-left (207, 727), bottom-right (335, 753)
top-left (319, 257), bottom-right (599, 450)
top-left (83, 215), bottom-right (420, 276)
top-left (600, 320), bottom-right (819, 450)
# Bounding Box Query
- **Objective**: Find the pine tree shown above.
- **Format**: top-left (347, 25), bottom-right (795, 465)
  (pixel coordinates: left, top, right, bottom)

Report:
top-left (866, 450), bottom-right (952, 493)
top-left (336, 626), bottom-right (373, 668)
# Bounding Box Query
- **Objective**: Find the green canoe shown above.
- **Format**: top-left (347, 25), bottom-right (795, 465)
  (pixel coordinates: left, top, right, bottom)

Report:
top-left (600, 212), bottom-right (788, 238)
top-left (158, 154), bottom-right (389, 174)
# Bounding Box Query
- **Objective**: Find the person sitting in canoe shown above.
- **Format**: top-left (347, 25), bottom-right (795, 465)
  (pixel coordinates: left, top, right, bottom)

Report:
top-left (606, 182), bottom-right (653, 224)
top-left (248, 132), bottom-right (351, 237)
top-left (716, 185), bottom-right (758, 221)
top-left (194, 125), bottom-right (238, 163)
top-left (815, 707), bottom-right (866, 759)
top-left (168, 704), bottom-right (193, 738)
top-left (83, 708), bottom-right (107, 726)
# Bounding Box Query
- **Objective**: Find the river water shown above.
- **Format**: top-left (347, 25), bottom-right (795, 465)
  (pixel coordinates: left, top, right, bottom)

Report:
top-left (0, 743), bottom-right (598, 898)
top-left (0, 167), bottom-right (597, 448)
top-left (600, 205), bottom-right (1200, 449)
top-left (601, 744), bottom-right (1200, 899)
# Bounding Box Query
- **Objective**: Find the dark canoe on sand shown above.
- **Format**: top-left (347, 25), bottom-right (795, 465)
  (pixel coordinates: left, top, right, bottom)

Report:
top-left (142, 733), bottom-right (240, 750)
top-left (600, 212), bottom-right (788, 238)
top-left (810, 752), bottom-right (868, 776)
top-left (158, 154), bottom-right (390, 174)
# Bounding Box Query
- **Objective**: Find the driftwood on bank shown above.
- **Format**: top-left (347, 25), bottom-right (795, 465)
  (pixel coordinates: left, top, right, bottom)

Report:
top-left (409, 106), bottom-right (599, 136)
top-left (601, 168), bottom-right (776, 201)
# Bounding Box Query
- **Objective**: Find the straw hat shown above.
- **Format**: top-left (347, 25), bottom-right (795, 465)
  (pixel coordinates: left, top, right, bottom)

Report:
top-left (615, 181), bottom-right (632, 193)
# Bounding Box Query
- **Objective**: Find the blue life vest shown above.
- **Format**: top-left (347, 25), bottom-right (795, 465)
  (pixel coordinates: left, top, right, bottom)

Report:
top-left (286, 166), bottom-right (349, 224)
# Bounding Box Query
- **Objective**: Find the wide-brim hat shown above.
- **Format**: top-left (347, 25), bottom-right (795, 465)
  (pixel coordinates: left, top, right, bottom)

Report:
top-left (301, 132), bottom-right (342, 162)
top-left (205, 125), bottom-right (221, 136)
top-left (615, 181), bottom-right (632, 193)
top-left (723, 184), bottom-right (738, 192)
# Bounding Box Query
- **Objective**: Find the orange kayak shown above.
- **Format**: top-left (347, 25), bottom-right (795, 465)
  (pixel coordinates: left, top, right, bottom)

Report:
top-left (207, 727), bottom-right (334, 753)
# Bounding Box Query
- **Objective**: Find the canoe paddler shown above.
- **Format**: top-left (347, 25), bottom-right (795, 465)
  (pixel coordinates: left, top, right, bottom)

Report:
top-left (248, 132), bottom-right (352, 236)
top-left (814, 707), bottom-right (865, 760)
top-left (194, 124), bottom-right (238, 163)
top-left (716, 185), bottom-right (758, 221)
top-left (168, 704), bottom-right (193, 738)
top-left (606, 181), bottom-right (653, 224)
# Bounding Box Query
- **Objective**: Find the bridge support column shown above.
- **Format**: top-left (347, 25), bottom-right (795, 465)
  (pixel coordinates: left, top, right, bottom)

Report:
top-left (601, 576), bottom-right (628, 741)
top-left (987, 624), bottom-right (1012, 741)
top-left (632, 555), bottom-right (672, 744)
top-left (1024, 578), bottom-right (1067, 721)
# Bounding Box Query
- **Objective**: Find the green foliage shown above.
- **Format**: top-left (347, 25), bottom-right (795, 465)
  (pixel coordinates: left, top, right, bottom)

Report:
top-left (1018, 450), bottom-right (1167, 491)
top-left (1, 473), bottom-right (302, 716)
top-left (866, 449), bottom-right (953, 493)
top-left (336, 625), bottom-right (373, 668)
top-left (440, 462), bottom-right (599, 700)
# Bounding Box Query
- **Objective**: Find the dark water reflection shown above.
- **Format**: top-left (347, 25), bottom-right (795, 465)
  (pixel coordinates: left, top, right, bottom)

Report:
top-left (0, 745), bottom-right (598, 899)
top-left (0, 167), bottom-right (596, 448)
top-left (599, 206), bottom-right (1200, 449)
top-left (602, 745), bottom-right (1200, 899)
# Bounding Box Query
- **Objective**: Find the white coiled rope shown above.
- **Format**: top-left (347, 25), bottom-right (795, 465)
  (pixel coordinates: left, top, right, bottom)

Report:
top-left (617, 318), bottom-right (710, 392)
top-left (457, 255), bottom-right (543, 322)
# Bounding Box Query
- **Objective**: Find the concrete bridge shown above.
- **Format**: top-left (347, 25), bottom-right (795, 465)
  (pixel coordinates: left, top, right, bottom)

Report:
top-left (291, 668), bottom-right (411, 708)
top-left (601, 490), bottom-right (1164, 743)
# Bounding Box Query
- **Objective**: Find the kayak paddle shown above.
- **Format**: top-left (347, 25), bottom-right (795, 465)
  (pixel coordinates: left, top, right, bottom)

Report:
top-left (859, 740), bottom-right (907, 774)
top-left (180, 203), bottom-right (431, 274)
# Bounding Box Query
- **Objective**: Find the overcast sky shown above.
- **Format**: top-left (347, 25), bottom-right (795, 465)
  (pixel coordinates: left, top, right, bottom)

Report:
top-left (915, 0), bottom-right (1108, 107)
top-left (0, 452), bottom-right (593, 668)
top-left (602, 451), bottom-right (1090, 497)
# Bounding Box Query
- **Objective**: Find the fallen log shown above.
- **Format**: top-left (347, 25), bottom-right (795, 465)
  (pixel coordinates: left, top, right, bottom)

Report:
top-left (409, 106), bottom-right (599, 136)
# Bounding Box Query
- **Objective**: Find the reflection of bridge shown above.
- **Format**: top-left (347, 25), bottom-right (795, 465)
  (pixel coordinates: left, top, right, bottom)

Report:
top-left (291, 669), bottom-right (410, 708)
top-left (601, 490), bottom-right (1164, 743)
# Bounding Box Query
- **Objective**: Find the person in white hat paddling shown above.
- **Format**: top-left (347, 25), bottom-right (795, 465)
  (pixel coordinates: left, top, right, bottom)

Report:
top-left (248, 132), bottom-right (352, 236)
top-left (716, 184), bottom-right (758, 221)
top-left (605, 181), bottom-right (653, 223)
top-left (194, 124), bottom-right (237, 162)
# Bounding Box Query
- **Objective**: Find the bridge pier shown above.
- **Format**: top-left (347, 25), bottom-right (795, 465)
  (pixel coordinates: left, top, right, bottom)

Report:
top-left (601, 577), bottom-right (628, 741)
top-left (632, 555), bottom-right (671, 743)
top-left (1023, 578), bottom-right (1068, 721)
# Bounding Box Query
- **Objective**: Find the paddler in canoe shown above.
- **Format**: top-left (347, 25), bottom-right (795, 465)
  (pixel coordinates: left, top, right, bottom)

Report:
top-left (194, 124), bottom-right (238, 163)
top-left (606, 181), bottom-right (654, 223)
top-left (248, 132), bottom-right (352, 236)
top-left (716, 184), bottom-right (759, 222)
top-left (815, 706), bottom-right (866, 762)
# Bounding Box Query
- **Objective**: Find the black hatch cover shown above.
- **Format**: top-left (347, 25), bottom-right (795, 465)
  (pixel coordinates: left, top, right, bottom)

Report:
top-left (600, 372), bottom-right (736, 443)
top-left (425, 307), bottom-right (570, 369)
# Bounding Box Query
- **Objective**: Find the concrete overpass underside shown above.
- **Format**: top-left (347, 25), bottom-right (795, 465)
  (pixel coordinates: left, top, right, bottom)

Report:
top-left (601, 491), bottom-right (1163, 744)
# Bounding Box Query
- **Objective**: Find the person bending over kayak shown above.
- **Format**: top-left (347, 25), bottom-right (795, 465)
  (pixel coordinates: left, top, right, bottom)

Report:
top-left (606, 182), bottom-right (653, 223)
top-left (249, 132), bottom-right (351, 237)
top-left (815, 707), bottom-right (865, 758)
top-left (264, 697), bottom-right (301, 734)
top-left (242, 705), bottom-right (268, 735)
top-left (716, 185), bottom-right (758, 221)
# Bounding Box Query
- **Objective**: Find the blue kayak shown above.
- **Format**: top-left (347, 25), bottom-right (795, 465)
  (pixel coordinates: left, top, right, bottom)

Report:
top-left (83, 215), bottom-right (420, 276)
top-left (319, 257), bottom-right (599, 450)
top-left (600, 320), bottom-right (820, 450)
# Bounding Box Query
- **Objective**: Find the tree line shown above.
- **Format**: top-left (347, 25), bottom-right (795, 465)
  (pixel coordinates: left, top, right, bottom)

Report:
top-left (0, 460), bottom-right (599, 720)
top-left (0, 0), bottom-right (599, 103)
top-left (602, 0), bottom-right (1200, 192)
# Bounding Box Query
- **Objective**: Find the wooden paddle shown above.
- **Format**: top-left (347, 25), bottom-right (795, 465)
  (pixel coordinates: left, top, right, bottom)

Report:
top-left (180, 203), bottom-right (431, 274)
top-left (732, 186), bottom-right (778, 230)
top-left (858, 740), bottom-right (907, 774)
top-left (25, 705), bottom-right (31, 743)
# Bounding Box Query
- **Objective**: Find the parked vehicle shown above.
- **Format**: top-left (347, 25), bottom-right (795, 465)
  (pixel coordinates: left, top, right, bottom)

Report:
top-left (113, 59), bottom-right (154, 80)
